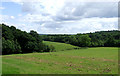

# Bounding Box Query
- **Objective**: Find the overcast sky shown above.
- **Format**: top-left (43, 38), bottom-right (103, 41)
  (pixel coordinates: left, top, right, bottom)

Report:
top-left (0, 0), bottom-right (118, 34)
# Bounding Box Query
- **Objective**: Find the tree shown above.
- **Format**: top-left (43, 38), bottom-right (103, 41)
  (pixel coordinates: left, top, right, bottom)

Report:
top-left (43, 44), bottom-right (50, 52)
top-left (14, 40), bottom-right (22, 53)
top-left (2, 38), bottom-right (15, 54)
top-left (2, 24), bottom-right (14, 40)
top-left (49, 45), bottom-right (55, 52)
top-left (30, 30), bottom-right (42, 42)
top-left (24, 41), bottom-right (38, 53)
top-left (69, 36), bottom-right (78, 46)
top-left (77, 35), bottom-right (91, 47)
top-left (2, 24), bottom-right (55, 55)
top-left (104, 37), bottom-right (116, 47)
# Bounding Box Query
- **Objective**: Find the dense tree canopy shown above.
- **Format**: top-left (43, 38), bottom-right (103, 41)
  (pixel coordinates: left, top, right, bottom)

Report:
top-left (42, 30), bottom-right (120, 47)
top-left (2, 24), bottom-right (54, 55)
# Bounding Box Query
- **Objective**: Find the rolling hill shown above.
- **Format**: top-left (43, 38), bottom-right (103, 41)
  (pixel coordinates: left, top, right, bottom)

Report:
top-left (2, 41), bottom-right (118, 74)
top-left (43, 41), bottom-right (80, 51)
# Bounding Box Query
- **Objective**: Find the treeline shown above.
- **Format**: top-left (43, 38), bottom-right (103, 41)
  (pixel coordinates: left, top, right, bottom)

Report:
top-left (2, 24), bottom-right (54, 55)
top-left (1, 23), bottom-right (120, 55)
top-left (42, 31), bottom-right (120, 47)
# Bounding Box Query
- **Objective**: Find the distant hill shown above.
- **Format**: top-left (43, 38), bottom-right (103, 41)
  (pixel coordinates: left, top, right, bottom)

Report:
top-left (43, 41), bottom-right (80, 51)
top-left (41, 30), bottom-right (120, 47)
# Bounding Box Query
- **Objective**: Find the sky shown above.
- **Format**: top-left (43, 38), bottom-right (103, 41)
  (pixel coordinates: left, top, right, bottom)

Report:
top-left (0, 0), bottom-right (118, 34)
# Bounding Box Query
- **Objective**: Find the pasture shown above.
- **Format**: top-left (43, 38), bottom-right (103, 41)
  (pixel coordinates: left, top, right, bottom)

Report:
top-left (2, 46), bottom-right (118, 74)
top-left (43, 41), bottom-right (80, 51)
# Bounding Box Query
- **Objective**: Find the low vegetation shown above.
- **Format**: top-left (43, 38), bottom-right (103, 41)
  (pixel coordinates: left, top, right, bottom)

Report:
top-left (2, 47), bottom-right (118, 74)
top-left (43, 41), bottom-right (80, 51)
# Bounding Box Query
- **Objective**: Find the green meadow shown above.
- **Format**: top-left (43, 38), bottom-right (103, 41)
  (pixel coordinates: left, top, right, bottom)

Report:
top-left (43, 41), bottom-right (80, 51)
top-left (2, 41), bottom-right (118, 74)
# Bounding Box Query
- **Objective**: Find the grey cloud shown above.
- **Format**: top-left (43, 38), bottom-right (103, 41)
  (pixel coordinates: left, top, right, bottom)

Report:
top-left (22, 2), bottom-right (49, 15)
top-left (22, 2), bottom-right (118, 22)
top-left (100, 21), bottom-right (118, 29)
top-left (22, 2), bottom-right (36, 13)
top-left (43, 22), bottom-right (63, 29)
top-left (20, 1), bottom-right (117, 34)
top-left (55, 2), bottom-right (118, 21)
top-left (84, 3), bottom-right (117, 18)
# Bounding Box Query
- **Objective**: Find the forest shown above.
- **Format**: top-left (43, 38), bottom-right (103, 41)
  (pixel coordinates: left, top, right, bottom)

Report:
top-left (1, 24), bottom-right (54, 55)
top-left (42, 31), bottom-right (120, 47)
top-left (1, 23), bottom-right (120, 55)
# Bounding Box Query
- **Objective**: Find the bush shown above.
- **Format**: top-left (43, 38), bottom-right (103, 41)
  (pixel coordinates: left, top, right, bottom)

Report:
top-left (49, 45), bottom-right (55, 52)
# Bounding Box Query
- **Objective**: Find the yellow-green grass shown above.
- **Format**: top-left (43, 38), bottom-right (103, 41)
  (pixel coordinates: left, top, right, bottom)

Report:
top-left (43, 41), bottom-right (80, 51)
top-left (2, 47), bottom-right (118, 74)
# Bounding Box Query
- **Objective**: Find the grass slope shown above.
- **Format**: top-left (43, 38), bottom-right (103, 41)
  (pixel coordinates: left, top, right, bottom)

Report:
top-left (43, 41), bottom-right (80, 51)
top-left (2, 47), bottom-right (118, 74)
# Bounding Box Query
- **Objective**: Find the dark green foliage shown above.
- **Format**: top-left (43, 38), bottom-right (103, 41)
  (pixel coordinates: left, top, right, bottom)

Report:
top-left (42, 44), bottom-right (50, 52)
top-left (2, 38), bottom-right (17, 54)
top-left (24, 41), bottom-right (38, 53)
top-left (2, 24), bottom-right (14, 40)
top-left (0, 24), bottom-right (2, 39)
top-left (30, 30), bottom-right (42, 42)
top-left (14, 40), bottom-right (22, 53)
top-left (42, 30), bottom-right (120, 47)
top-left (42, 44), bottom-right (55, 52)
top-left (104, 37), bottom-right (116, 47)
top-left (2, 24), bottom-right (53, 55)
top-left (49, 45), bottom-right (55, 52)
top-left (77, 35), bottom-right (91, 47)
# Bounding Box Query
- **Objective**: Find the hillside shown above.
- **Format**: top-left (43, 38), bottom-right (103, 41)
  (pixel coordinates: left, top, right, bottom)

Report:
top-left (2, 47), bottom-right (118, 74)
top-left (43, 41), bottom-right (80, 51)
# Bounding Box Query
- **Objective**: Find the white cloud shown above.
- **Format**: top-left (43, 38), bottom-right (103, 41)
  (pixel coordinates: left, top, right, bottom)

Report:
top-left (10, 16), bottom-right (15, 19)
top-left (34, 17), bottom-right (117, 34)
top-left (0, 15), bottom-right (16, 22)
top-left (18, 14), bottom-right (53, 23)
top-left (3, 0), bottom-right (119, 2)
top-left (0, 7), bottom-right (5, 10)
top-left (21, 0), bottom-right (65, 16)
top-left (2, 0), bottom-right (118, 34)
top-left (0, 15), bottom-right (10, 22)
top-left (18, 14), bottom-right (22, 16)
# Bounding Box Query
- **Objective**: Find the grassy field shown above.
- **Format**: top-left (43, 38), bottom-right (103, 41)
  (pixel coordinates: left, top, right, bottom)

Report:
top-left (43, 41), bottom-right (80, 51)
top-left (2, 41), bottom-right (118, 74)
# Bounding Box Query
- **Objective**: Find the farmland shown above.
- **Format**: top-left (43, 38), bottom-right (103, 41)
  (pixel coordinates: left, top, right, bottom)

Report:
top-left (43, 41), bottom-right (80, 51)
top-left (2, 41), bottom-right (118, 74)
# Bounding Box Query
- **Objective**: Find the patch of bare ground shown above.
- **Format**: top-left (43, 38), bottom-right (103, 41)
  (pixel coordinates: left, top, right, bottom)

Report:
top-left (14, 56), bottom-right (50, 63)
top-left (2, 61), bottom-right (22, 69)
top-left (9, 56), bottom-right (81, 67)
top-left (57, 54), bottom-right (117, 62)
top-left (3, 54), bottom-right (117, 73)
top-left (65, 61), bottom-right (85, 71)
top-left (89, 57), bottom-right (117, 62)
top-left (2, 53), bottom-right (50, 58)
top-left (99, 67), bottom-right (112, 73)
top-left (30, 53), bottom-right (50, 55)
